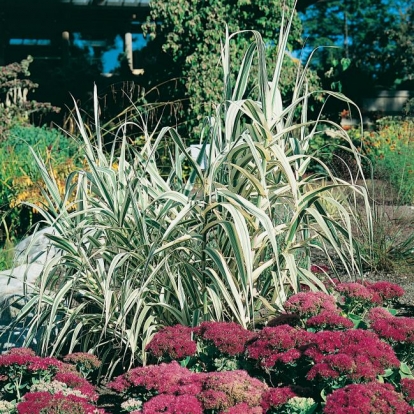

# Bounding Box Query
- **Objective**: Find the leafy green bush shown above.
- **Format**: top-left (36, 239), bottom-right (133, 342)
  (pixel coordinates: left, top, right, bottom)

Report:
top-left (0, 125), bottom-right (81, 238)
top-left (142, 0), bottom-right (321, 134)
top-left (0, 56), bottom-right (59, 135)
top-left (367, 117), bottom-right (414, 204)
top-left (11, 18), bottom-right (372, 377)
top-left (308, 124), bottom-right (371, 179)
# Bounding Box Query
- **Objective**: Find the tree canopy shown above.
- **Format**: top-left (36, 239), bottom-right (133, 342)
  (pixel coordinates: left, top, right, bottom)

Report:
top-left (300, 0), bottom-right (414, 96)
top-left (140, 0), bottom-right (320, 138)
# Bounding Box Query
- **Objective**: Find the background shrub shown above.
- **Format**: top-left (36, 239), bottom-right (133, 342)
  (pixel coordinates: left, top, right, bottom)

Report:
top-left (0, 124), bottom-right (81, 239)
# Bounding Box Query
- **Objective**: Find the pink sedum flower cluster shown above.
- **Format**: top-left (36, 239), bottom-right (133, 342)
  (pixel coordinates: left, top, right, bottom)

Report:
top-left (363, 281), bottom-right (405, 303)
top-left (336, 282), bottom-right (373, 301)
top-left (284, 292), bottom-right (338, 317)
top-left (63, 353), bottom-right (101, 372)
top-left (145, 325), bottom-right (197, 360)
top-left (260, 386), bottom-right (297, 412)
top-left (305, 329), bottom-right (400, 381)
top-left (247, 324), bottom-right (314, 368)
top-left (108, 361), bottom-right (202, 396)
top-left (109, 362), bottom-right (269, 413)
top-left (139, 394), bottom-right (203, 414)
top-left (199, 370), bottom-right (267, 411)
top-left (336, 281), bottom-right (405, 306)
top-left (401, 378), bottom-right (414, 404)
top-left (0, 349), bottom-right (63, 373)
top-left (17, 391), bottom-right (107, 414)
top-left (306, 310), bottom-right (353, 330)
top-left (54, 371), bottom-right (99, 402)
top-left (324, 382), bottom-right (412, 414)
top-left (193, 321), bottom-right (255, 356)
top-left (368, 307), bottom-right (414, 343)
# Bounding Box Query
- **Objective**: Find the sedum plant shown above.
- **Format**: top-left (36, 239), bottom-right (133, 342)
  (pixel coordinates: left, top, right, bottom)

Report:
top-left (12, 13), bottom-right (371, 376)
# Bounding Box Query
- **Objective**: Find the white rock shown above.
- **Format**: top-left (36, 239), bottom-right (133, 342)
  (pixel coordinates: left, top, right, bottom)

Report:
top-left (0, 227), bottom-right (59, 302)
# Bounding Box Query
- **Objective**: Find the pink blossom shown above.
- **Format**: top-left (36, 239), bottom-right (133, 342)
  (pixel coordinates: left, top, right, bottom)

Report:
top-left (199, 370), bottom-right (267, 411)
top-left (108, 361), bottom-right (202, 396)
top-left (17, 391), bottom-right (106, 414)
top-left (324, 382), bottom-right (412, 414)
top-left (54, 371), bottom-right (98, 402)
top-left (145, 325), bottom-right (197, 360)
top-left (335, 282), bottom-right (373, 301)
top-left (199, 389), bottom-right (230, 410)
top-left (142, 394), bottom-right (203, 414)
top-left (368, 307), bottom-right (393, 321)
top-left (261, 387), bottom-right (297, 411)
top-left (306, 310), bottom-right (353, 330)
top-left (371, 316), bottom-right (414, 343)
top-left (27, 356), bottom-right (63, 372)
top-left (306, 329), bottom-right (400, 381)
top-left (284, 292), bottom-right (338, 317)
top-left (364, 281), bottom-right (405, 303)
top-left (247, 325), bottom-right (314, 369)
top-left (63, 353), bottom-right (101, 371)
top-left (193, 322), bottom-right (255, 356)
top-left (8, 347), bottom-right (36, 357)
top-left (220, 402), bottom-right (263, 413)
top-left (0, 352), bottom-right (62, 373)
top-left (401, 378), bottom-right (414, 403)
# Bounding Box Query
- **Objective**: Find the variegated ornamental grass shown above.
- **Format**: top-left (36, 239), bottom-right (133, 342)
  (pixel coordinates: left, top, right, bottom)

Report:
top-left (13, 14), bottom-right (372, 377)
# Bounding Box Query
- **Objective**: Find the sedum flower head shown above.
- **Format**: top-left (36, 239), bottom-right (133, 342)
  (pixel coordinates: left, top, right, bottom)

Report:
top-left (261, 386), bottom-right (297, 412)
top-left (284, 292), bottom-right (338, 317)
top-left (220, 402), bottom-right (263, 413)
top-left (368, 307), bottom-right (414, 344)
top-left (247, 325), bottom-right (314, 368)
top-left (401, 378), bottom-right (414, 404)
top-left (64, 353), bottom-right (101, 372)
top-left (194, 321), bottom-right (255, 356)
top-left (141, 394), bottom-right (203, 414)
top-left (54, 371), bottom-right (98, 402)
top-left (199, 370), bottom-right (267, 411)
top-left (324, 382), bottom-right (411, 414)
top-left (306, 310), bottom-right (354, 330)
top-left (0, 400), bottom-right (15, 413)
top-left (108, 361), bottom-right (202, 396)
top-left (16, 391), bottom-right (106, 414)
top-left (145, 325), bottom-right (197, 360)
top-left (364, 281), bottom-right (405, 304)
top-left (335, 282), bottom-right (373, 301)
top-left (306, 329), bottom-right (400, 381)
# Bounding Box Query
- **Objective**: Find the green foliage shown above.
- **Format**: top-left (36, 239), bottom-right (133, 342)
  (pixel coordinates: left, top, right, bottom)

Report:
top-left (142, 0), bottom-right (320, 134)
top-left (307, 125), bottom-right (370, 179)
top-left (370, 117), bottom-right (414, 204)
top-left (300, 1), bottom-right (414, 93)
top-left (11, 21), bottom-right (371, 377)
top-left (360, 204), bottom-right (414, 272)
top-left (0, 125), bottom-right (81, 238)
top-left (0, 237), bottom-right (14, 271)
top-left (0, 56), bottom-right (60, 135)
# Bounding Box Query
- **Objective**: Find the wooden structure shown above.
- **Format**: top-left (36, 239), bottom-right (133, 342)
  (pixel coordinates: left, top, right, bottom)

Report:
top-left (0, 0), bottom-right (150, 73)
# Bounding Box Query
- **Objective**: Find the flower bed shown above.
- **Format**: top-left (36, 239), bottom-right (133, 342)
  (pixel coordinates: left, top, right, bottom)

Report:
top-left (1, 280), bottom-right (414, 413)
